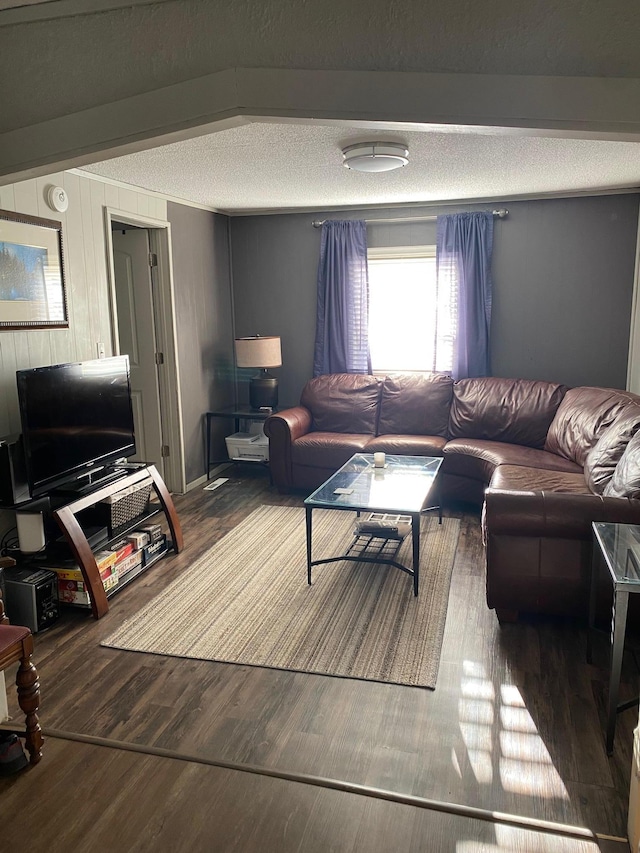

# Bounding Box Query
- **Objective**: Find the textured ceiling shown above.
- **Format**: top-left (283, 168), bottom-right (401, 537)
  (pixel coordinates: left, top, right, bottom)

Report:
top-left (82, 121), bottom-right (640, 214)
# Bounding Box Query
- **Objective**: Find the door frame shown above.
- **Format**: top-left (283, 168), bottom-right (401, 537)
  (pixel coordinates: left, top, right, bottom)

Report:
top-left (104, 207), bottom-right (186, 494)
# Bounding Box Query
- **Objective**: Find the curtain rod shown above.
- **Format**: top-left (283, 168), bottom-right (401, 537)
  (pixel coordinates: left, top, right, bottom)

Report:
top-left (312, 208), bottom-right (509, 227)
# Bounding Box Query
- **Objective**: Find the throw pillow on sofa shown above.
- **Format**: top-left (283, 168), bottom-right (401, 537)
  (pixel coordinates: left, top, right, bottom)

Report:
top-left (584, 409), bottom-right (640, 494)
top-left (604, 430), bottom-right (640, 499)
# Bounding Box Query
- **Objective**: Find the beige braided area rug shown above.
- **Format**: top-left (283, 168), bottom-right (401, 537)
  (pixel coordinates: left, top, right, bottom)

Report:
top-left (102, 505), bottom-right (460, 689)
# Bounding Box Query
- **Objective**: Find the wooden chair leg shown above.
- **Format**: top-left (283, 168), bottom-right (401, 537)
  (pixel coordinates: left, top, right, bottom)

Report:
top-left (16, 640), bottom-right (43, 765)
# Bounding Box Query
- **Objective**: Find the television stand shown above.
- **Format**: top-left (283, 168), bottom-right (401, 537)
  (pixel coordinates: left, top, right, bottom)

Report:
top-left (51, 465), bottom-right (183, 619)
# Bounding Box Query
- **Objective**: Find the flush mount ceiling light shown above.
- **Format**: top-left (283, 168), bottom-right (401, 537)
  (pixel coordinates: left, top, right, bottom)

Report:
top-left (342, 142), bottom-right (409, 173)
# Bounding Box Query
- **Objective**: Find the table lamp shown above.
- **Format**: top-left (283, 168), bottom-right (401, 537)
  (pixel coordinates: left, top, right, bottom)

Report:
top-left (235, 335), bottom-right (282, 410)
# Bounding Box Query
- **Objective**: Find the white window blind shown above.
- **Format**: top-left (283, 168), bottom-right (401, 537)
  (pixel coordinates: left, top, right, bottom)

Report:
top-left (368, 245), bottom-right (456, 373)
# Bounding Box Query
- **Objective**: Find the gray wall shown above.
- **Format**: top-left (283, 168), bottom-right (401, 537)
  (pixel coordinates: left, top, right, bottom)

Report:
top-left (490, 195), bottom-right (638, 387)
top-left (231, 194), bottom-right (639, 403)
top-left (231, 212), bottom-right (317, 408)
top-left (167, 202), bottom-right (235, 484)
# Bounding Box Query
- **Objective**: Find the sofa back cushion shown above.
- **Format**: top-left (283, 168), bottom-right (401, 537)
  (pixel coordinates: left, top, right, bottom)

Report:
top-left (584, 406), bottom-right (640, 494)
top-left (604, 430), bottom-right (640, 498)
top-left (448, 376), bottom-right (568, 448)
top-left (300, 373), bottom-right (382, 434)
top-left (545, 387), bottom-right (640, 466)
top-left (377, 373), bottom-right (453, 437)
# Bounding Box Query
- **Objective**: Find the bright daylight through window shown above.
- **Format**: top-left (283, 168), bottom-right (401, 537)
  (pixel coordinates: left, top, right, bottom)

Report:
top-left (368, 246), bottom-right (456, 374)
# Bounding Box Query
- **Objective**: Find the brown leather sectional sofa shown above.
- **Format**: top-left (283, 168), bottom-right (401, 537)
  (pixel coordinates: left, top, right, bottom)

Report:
top-left (264, 372), bottom-right (640, 621)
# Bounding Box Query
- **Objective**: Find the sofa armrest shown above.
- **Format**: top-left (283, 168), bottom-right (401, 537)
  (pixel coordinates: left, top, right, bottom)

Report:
top-left (264, 406), bottom-right (313, 492)
top-left (483, 488), bottom-right (640, 540)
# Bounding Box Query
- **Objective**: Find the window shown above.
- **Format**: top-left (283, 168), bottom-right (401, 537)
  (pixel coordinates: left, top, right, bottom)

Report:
top-left (367, 245), bottom-right (456, 374)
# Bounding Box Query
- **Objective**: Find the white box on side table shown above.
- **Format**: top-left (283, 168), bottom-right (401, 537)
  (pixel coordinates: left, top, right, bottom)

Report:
top-left (225, 431), bottom-right (269, 462)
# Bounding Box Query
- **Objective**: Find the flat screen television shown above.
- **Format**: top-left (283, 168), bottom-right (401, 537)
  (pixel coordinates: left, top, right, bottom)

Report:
top-left (16, 356), bottom-right (136, 497)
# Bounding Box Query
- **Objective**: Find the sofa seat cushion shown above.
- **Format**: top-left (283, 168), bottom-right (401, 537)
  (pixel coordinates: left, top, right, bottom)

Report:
top-left (448, 376), bottom-right (568, 448)
top-left (292, 432), bottom-right (371, 470)
top-left (365, 435), bottom-right (447, 456)
top-left (377, 373), bottom-right (452, 437)
top-left (300, 374), bottom-right (382, 433)
top-left (489, 464), bottom-right (590, 495)
top-left (545, 386), bottom-right (640, 466)
top-left (443, 438), bottom-right (582, 484)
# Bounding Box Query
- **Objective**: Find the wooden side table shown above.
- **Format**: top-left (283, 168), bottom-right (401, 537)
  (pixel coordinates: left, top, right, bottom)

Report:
top-left (589, 521), bottom-right (640, 754)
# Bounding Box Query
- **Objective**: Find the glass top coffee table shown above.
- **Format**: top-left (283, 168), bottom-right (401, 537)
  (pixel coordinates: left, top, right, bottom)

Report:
top-left (304, 453), bottom-right (443, 596)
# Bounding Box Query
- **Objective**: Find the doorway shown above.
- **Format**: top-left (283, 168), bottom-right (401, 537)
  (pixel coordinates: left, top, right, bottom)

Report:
top-left (111, 224), bottom-right (165, 474)
top-left (105, 209), bottom-right (185, 494)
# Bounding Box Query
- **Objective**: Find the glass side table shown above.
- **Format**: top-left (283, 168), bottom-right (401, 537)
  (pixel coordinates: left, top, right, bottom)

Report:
top-left (589, 521), bottom-right (640, 754)
top-left (205, 405), bottom-right (277, 479)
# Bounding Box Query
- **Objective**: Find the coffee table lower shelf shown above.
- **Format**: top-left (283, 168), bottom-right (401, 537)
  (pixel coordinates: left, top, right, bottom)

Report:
top-left (305, 506), bottom-right (440, 597)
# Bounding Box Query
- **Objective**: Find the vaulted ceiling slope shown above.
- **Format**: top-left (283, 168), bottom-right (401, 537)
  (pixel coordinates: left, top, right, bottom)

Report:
top-left (2, 0), bottom-right (640, 208)
top-left (2, 0), bottom-right (640, 134)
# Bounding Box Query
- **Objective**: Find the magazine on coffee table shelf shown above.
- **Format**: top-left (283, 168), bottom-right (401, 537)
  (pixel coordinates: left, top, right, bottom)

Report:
top-left (353, 512), bottom-right (412, 541)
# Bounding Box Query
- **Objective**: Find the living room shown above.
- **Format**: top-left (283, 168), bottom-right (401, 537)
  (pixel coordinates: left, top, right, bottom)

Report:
top-left (2, 1), bottom-right (640, 851)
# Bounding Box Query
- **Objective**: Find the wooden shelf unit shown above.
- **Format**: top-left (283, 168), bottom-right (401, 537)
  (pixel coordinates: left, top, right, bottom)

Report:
top-left (52, 465), bottom-right (183, 619)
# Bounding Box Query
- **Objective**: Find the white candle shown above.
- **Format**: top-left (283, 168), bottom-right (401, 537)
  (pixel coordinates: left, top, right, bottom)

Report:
top-left (374, 452), bottom-right (385, 468)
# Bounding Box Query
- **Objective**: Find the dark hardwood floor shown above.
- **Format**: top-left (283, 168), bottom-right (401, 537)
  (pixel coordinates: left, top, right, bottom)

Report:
top-left (1, 467), bottom-right (636, 851)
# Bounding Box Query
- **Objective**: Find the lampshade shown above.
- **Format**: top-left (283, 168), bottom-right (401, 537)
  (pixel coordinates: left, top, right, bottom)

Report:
top-left (342, 142), bottom-right (409, 173)
top-left (235, 336), bottom-right (282, 369)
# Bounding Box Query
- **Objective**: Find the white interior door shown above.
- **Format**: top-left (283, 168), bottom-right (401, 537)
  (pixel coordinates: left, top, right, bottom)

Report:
top-left (111, 227), bottom-right (164, 473)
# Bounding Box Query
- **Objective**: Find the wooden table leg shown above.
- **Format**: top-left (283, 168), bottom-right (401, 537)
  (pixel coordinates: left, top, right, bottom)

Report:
top-left (16, 636), bottom-right (43, 765)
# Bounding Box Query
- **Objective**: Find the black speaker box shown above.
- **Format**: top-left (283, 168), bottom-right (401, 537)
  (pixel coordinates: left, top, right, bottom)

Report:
top-left (3, 566), bottom-right (58, 632)
top-left (0, 434), bottom-right (30, 507)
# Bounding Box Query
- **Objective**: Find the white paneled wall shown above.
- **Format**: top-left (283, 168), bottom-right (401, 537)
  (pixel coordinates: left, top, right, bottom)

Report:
top-left (0, 173), bottom-right (167, 437)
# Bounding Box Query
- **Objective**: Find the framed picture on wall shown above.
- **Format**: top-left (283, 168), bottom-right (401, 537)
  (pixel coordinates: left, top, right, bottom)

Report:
top-left (0, 208), bottom-right (68, 330)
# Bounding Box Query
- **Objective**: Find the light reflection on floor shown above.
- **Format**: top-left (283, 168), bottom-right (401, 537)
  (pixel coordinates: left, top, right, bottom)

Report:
top-left (456, 660), bottom-right (569, 799)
